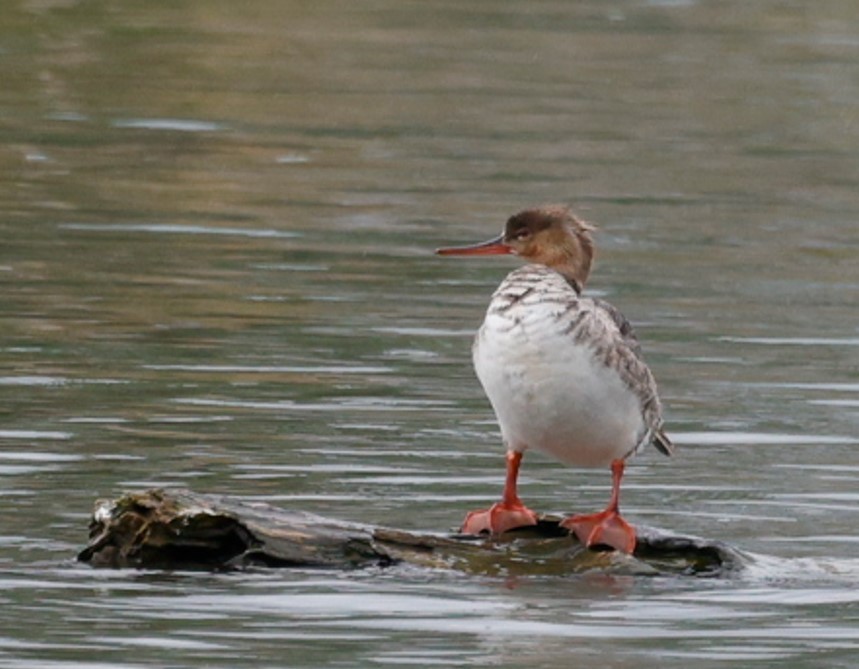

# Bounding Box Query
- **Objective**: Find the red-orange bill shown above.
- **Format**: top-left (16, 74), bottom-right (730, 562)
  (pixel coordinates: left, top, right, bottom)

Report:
top-left (435, 234), bottom-right (512, 256)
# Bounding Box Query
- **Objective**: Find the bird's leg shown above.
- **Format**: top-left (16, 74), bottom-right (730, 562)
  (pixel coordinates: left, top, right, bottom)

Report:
top-left (560, 458), bottom-right (637, 553)
top-left (460, 450), bottom-right (538, 535)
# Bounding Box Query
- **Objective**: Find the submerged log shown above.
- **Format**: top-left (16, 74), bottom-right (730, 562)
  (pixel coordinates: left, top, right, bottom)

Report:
top-left (78, 489), bottom-right (749, 577)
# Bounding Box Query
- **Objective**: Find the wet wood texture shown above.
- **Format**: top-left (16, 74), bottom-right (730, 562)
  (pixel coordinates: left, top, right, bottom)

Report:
top-left (78, 489), bottom-right (748, 577)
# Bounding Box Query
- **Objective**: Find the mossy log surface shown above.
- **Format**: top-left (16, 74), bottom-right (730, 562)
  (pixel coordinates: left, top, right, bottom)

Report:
top-left (78, 489), bottom-right (749, 577)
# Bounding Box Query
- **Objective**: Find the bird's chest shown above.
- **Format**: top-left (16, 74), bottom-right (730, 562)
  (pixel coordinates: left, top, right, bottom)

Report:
top-left (474, 299), bottom-right (601, 407)
top-left (472, 297), bottom-right (641, 465)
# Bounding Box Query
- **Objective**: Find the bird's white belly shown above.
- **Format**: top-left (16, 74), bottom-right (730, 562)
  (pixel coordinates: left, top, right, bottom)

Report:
top-left (474, 306), bottom-right (644, 468)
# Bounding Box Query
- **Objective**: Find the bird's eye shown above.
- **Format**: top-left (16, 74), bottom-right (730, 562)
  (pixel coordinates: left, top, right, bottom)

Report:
top-left (514, 229), bottom-right (531, 241)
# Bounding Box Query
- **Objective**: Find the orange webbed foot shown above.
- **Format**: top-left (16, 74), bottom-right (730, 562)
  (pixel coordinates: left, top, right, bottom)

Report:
top-left (460, 501), bottom-right (538, 535)
top-left (560, 510), bottom-right (637, 554)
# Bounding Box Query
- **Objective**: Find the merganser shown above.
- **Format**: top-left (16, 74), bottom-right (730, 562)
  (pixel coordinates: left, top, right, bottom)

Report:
top-left (436, 205), bottom-right (673, 553)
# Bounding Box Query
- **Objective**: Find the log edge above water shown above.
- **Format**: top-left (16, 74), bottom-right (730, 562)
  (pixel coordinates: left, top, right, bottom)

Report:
top-left (77, 488), bottom-right (749, 577)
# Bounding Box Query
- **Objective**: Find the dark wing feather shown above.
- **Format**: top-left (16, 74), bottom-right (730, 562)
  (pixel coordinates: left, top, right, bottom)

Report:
top-left (585, 298), bottom-right (674, 457)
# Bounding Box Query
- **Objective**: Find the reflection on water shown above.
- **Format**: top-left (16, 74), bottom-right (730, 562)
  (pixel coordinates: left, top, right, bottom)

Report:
top-left (3, 0), bottom-right (859, 667)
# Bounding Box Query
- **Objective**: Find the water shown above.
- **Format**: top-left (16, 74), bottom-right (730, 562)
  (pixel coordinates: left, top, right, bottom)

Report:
top-left (2, 1), bottom-right (859, 667)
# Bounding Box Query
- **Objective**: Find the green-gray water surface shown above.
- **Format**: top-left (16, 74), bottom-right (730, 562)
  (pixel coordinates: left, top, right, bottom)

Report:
top-left (2, 2), bottom-right (859, 668)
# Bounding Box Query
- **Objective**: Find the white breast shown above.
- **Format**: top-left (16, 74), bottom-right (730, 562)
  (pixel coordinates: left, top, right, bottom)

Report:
top-left (472, 266), bottom-right (647, 468)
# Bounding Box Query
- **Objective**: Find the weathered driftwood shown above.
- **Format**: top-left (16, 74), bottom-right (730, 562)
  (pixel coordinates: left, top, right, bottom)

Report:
top-left (78, 489), bottom-right (749, 577)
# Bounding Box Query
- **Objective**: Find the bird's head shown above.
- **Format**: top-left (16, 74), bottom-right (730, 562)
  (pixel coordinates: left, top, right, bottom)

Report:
top-left (436, 205), bottom-right (595, 291)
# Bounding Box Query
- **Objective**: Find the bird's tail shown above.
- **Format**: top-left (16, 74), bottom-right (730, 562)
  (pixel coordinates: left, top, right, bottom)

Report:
top-left (653, 429), bottom-right (674, 457)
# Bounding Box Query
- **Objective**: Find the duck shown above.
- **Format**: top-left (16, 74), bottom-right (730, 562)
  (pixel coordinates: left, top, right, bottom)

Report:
top-left (436, 205), bottom-right (673, 553)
